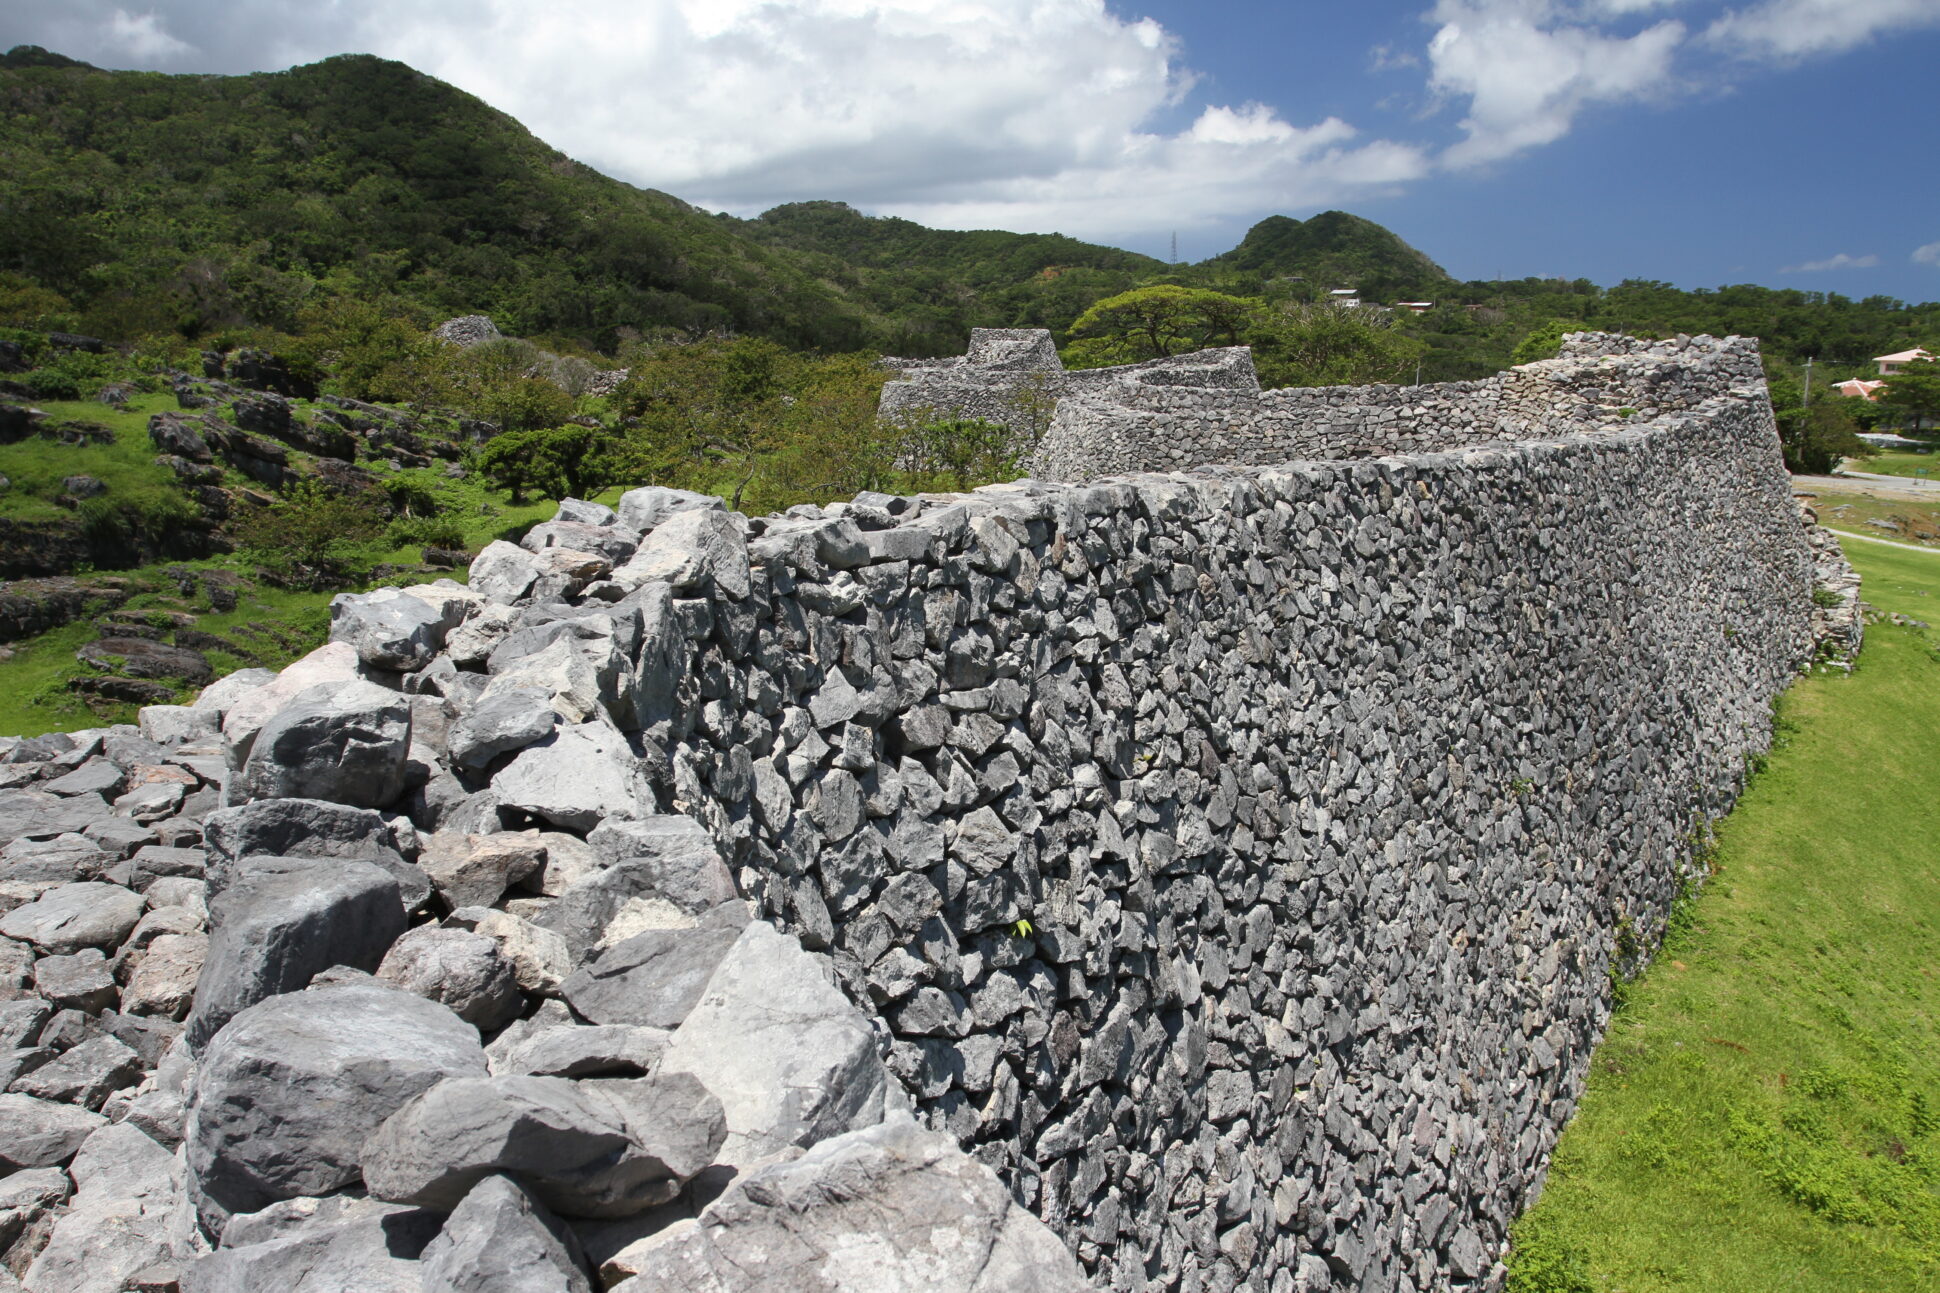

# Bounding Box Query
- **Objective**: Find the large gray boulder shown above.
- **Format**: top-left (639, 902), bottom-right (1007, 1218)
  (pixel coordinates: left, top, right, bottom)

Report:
top-left (491, 723), bottom-right (648, 833)
top-left (329, 585), bottom-right (473, 673)
top-left (659, 921), bottom-right (893, 1168)
top-left (186, 983), bottom-right (486, 1228)
top-left (613, 486), bottom-right (722, 534)
top-left (488, 1025), bottom-right (668, 1080)
top-left (559, 926), bottom-right (739, 1030)
top-left (218, 643), bottom-right (362, 761)
top-left (377, 926), bottom-right (523, 1031)
top-left (181, 1195), bottom-right (441, 1293)
top-left (417, 1174), bottom-right (593, 1293)
top-left (0, 882), bottom-right (144, 954)
top-left (231, 681), bottom-right (411, 810)
top-left (533, 816), bottom-right (737, 959)
top-left (185, 856), bottom-right (406, 1052)
top-left (22, 1122), bottom-right (180, 1293)
top-left (609, 1117), bottom-right (1091, 1293)
top-left (0, 1094), bottom-right (106, 1170)
top-left (416, 831), bottom-right (545, 910)
top-left (447, 690), bottom-right (558, 771)
top-left (201, 797), bottom-right (426, 908)
top-left (522, 519), bottom-right (638, 566)
top-left (360, 1073), bottom-right (725, 1219)
top-left (612, 508), bottom-right (749, 599)
top-left (468, 541), bottom-right (545, 605)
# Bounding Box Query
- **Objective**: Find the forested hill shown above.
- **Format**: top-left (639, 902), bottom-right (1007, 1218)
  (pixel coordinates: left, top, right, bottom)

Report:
top-left (2, 46), bottom-right (1936, 377)
top-left (1200, 212), bottom-right (1453, 302)
top-left (0, 50), bottom-right (876, 350)
top-left (737, 201), bottom-right (1170, 356)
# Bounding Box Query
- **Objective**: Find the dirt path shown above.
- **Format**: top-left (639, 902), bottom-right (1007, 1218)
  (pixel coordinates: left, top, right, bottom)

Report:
top-left (1822, 528), bottom-right (1940, 556)
top-left (1795, 472), bottom-right (1940, 502)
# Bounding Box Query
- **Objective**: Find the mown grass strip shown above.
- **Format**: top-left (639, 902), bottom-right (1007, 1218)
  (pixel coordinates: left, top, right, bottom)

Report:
top-left (1509, 539), bottom-right (1940, 1292)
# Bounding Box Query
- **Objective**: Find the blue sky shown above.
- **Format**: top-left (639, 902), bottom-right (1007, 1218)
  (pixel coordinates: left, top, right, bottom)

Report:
top-left (1111, 1), bottom-right (1940, 300)
top-left (7, 0), bottom-right (1939, 302)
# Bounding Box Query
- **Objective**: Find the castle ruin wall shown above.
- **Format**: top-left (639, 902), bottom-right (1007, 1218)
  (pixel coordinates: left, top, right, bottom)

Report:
top-left (629, 333), bottom-right (1822, 1289)
top-left (10, 332), bottom-right (1836, 1292)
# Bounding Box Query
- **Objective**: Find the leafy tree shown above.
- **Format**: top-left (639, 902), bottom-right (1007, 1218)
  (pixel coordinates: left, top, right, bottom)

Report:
top-left (440, 338), bottom-right (577, 435)
top-left (896, 417), bottom-right (1016, 493)
top-left (298, 297), bottom-right (443, 403)
top-left (740, 351), bottom-right (897, 512)
top-left (230, 480), bottom-right (387, 586)
top-left (610, 338), bottom-right (798, 509)
top-left (1510, 319), bottom-right (1573, 365)
top-left (478, 425), bottom-right (619, 504)
top-left (1878, 361), bottom-right (1940, 434)
top-left (1249, 301), bottom-right (1422, 389)
top-left (1785, 402), bottom-right (1872, 474)
top-left (1067, 286), bottom-right (1261, 360)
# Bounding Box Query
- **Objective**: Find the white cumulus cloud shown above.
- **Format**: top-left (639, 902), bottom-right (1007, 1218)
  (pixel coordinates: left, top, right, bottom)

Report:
top-left (1425, 0), bottom-right (1686, 168)
top-left (0, 0), bottom-right (1429, 240)
top-left (1781, 252), bottom-right (1880, 273)
top-left (1914, 242), bottom-right (1940, 267)
top-left (1706, 0), bottom-right (1940, 62)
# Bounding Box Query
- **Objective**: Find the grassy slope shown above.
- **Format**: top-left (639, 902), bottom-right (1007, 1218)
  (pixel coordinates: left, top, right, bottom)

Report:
top-left (0, 477), bottom-right (611, 738)
top-left (1509, 539), bottom-right (1940, 1291)
top-left (1807, 487), bottom-right (1940, 548)
top-left (0, 392), bottom-right (192, 525)
top-left (1850, 451), bottom-right (1940, 481)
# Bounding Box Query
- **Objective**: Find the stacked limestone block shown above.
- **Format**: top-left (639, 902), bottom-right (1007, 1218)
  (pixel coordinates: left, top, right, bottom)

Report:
top-left (631, 393), bottom-right (1825, 1291)
top-left (920, 331), bottom-right (1768, 482)
top-left (0, 490), bottom-right (1089, 1293)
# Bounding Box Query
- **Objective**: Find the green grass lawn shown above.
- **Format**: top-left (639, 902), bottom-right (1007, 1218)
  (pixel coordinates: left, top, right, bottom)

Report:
top-left (1847, 451), bottom-right (1940, 481)
top-left (0, 569), bottom-right (337, 736)
top-left (1508, 539), bottom-right (1940, 1292)
top-left (0, 393), bottom-right (199, 527)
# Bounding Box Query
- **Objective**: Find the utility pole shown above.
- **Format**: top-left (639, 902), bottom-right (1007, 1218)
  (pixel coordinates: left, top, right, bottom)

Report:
top-left (1415, 359), bottom-right (1422, 386)
top-left (1802, 356), bottom-right (1814, 409)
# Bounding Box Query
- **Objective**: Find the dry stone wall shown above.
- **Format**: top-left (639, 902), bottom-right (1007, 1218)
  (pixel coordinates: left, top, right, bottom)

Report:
top-left (0, 332), bottom-right (1846, 1293)
top-left (639, 374), bottom-right (1820, 1292)
top-left (883, 328), bottom-right (1770, 484)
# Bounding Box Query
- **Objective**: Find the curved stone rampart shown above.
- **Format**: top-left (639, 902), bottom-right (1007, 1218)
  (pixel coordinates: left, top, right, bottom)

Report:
top-left (649, 369), bottom-right (1818, 1289)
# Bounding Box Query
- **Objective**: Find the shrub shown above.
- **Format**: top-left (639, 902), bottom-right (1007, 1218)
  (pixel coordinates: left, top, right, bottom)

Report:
top-left (230, 481), bottom-right (387, 587)
top-left (17, 368), bottom-right (81, 401)
top-left (386, 515), bottom-right (467, 550)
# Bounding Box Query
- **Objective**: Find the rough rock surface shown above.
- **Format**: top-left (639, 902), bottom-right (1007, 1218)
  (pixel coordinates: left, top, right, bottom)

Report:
top-left (186, 983), bottom-right (486, 1225)
top-left (611, 1116), bottom-right (1091, 1293)
top-left (185, 856), bottom-right (405, 1050)
top-left (416, 1174), bottom-right (593, 1293)
top-left (180, 1195), bottom-right (441, 1293)
top-left (661, 921), bottom-right (894, 1168)
top-left (360, 1072), bottom-right (726, 1218)
top-left (230, 681), bottom-right (411, 809)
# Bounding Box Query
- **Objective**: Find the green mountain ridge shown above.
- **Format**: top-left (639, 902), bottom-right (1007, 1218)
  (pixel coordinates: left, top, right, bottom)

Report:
top-left (3, 46), bottom-right (1936, 378)
top-left (1201, 211), bottom-right (1454, 301)
top-left (0, 48), bottom-right (1477, 359)
top-left (0, 50), bottom-right (875, 350)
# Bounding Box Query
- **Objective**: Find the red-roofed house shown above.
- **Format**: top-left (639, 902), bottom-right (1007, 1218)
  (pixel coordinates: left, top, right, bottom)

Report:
top-left (1835, 378), bottom-right (1886, 401)
top-left (1875, 348), bottom-right (1933, 375)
